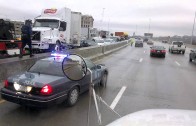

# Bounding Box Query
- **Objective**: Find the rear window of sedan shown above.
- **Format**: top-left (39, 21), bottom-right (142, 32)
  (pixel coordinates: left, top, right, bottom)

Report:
top-left (173, 42), bottom-right (183, 45)
top-left (28, 60), bottom-right (64, 76)
top-left (152, 46), bottom-right (165, 49)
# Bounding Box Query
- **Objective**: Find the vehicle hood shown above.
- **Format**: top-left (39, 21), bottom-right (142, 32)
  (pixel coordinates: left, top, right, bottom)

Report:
top-left (107, 109), bottom-right (196, 126)
top-left (9, 72), bottom-right (64, 88)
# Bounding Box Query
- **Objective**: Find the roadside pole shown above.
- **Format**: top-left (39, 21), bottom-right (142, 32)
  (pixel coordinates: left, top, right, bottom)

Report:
top-left (191, 11), bottom-right (196, 45)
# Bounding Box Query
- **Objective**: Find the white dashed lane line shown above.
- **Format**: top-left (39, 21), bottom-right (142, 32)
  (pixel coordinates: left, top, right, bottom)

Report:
top-left (175, 61), bottom-right (181, 66)
top-left (139, 58), bottom-right (143, 62)
top-left (110, 86), bottom-right (127, 110)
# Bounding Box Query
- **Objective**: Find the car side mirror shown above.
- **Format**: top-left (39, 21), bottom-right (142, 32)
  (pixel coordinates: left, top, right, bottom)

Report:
top-left (62, 54), bottom-right (87, 81)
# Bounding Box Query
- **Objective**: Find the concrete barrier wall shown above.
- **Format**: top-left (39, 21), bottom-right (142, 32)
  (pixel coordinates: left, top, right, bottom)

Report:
top-left (0, 40), bottom-right (129, 85)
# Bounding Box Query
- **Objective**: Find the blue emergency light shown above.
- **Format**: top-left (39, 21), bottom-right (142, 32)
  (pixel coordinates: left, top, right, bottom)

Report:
top-left (51, 53), bottom-right (68, 58)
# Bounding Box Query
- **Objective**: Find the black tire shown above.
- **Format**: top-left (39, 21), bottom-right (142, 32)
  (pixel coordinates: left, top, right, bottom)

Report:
top-left (163, 55), bottom-right (165, 58)
top-left (182, 51), bottom-right (185, 54)
top-left (189, 57), bottom-right (192, 62)
top-left (150, 53), bottom-right (153, 57)
top-left (169, 49), bottom-right (170, 52)
top-left (67, 87), bottom-right (79, 107)
top-left (171, 50), bottom-right (173, 53)
top-left (48, 44), bottom-right (56, 52)
top-left (55, 41), bottom-right (61, 51)
top-left (100, 73), bottom-right (108, 87)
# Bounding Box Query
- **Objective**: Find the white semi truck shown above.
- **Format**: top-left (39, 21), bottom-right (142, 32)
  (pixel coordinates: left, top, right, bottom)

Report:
top-left (31, 8), bottom-right (81, 51)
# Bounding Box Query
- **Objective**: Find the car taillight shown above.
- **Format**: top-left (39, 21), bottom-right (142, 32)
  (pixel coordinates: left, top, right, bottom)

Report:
top-left (4, 80), bottom-right (8, 88)
top-left (162, 50), bottom-right (166, 53)
top-left (151, 49), bottom-right (156, 52)
top-left (40, 84), bottom-right (53, 95)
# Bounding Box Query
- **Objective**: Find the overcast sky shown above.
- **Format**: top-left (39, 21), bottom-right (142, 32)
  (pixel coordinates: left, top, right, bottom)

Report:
top-left (0, 0), bottom-right (196, 36)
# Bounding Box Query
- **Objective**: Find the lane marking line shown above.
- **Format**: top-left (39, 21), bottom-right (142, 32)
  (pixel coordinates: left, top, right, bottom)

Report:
top-left (110, 86), bottom-right (127, 110)
top-left (175, 61), bottom-right (181, 66)
top-left (139, 58), bottom-right (143, 62)
top-left (0, 100), bottom-right (5, 104)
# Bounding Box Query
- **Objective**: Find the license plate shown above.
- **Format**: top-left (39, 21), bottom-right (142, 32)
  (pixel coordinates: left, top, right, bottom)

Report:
top-left (157, 51), bottom-right (160, 53)
top-left (14, 83), bottom-right (32, 92)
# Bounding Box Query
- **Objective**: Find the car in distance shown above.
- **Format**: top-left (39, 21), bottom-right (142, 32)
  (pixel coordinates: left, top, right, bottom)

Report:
top-left (147, 40), bottom-right (154, 45)
top-left (1, 56), bottom-right (108, 108)
top-left (169, 41), bottom-right (186, 54)
top-left (109, 36), bottom-right (120, 42)
top-left (80, 40), bottom-right (98, 47)
top-left (104, 38), bottom-right (114, 45)
top-left (162, 40), bottom-right (168, 43)
top-left (135, 39), bottom-right (143, 47)
top-left (150, 46), bottom-right (166, 58)
top-left (189, 50), bottom-right (196, 62)
top-left (143, 38), bottom-right (148, 42)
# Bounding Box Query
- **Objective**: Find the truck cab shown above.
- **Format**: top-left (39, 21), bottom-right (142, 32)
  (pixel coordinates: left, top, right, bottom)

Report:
top-left (31, 8), bottom-right (81, 51)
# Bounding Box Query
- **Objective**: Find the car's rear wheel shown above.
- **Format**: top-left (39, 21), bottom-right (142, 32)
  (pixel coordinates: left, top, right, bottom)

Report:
top-left (163, 55), bottom-right (165, 58)
top-left (100, 73), bottom-right (108, 87)
top-left (67, 87), bottom-right (79, 107)
top-left (150, 53), bottom-right (153, 57)
top-left (182, 51), bottom-right (185, 54)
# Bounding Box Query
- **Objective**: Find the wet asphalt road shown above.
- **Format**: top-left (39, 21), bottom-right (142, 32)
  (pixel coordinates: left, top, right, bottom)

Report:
top-left (1, 42), bottom-right (196, 126)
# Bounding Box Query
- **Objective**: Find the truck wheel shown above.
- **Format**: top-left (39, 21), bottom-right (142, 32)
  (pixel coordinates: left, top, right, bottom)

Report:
top-left (55, 41), bottom-right (61, 51)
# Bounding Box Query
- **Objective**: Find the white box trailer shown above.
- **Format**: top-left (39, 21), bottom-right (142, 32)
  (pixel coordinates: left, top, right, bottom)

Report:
top-left (31, 7), bottom-right (81, 51)
top-left (70, 12), bottom-right (81, 47)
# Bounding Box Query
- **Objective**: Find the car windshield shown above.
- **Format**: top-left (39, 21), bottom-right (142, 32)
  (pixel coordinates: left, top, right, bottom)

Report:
top-left (34, 19), bottom-right (59, 28)
top-left (28, 60), bottom-right (64, 76)
top-left (173, 42), bottom-right (183, 45)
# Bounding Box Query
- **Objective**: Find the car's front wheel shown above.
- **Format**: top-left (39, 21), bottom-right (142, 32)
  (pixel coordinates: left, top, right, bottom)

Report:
top-left (100, 73), bottom-right (108, 87)
top-left (67, 87), bottom-right (79, 107)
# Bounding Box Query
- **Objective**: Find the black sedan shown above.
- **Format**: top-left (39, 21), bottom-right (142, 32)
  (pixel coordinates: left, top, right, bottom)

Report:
top-left (189, 49), bottom-right (196, 62)
top-left (135, 40), bottom-right (143, 47)
top-left (150, 46), bottom-right (166, 58)
top-left (1, 56), bottom-right (108, 108)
